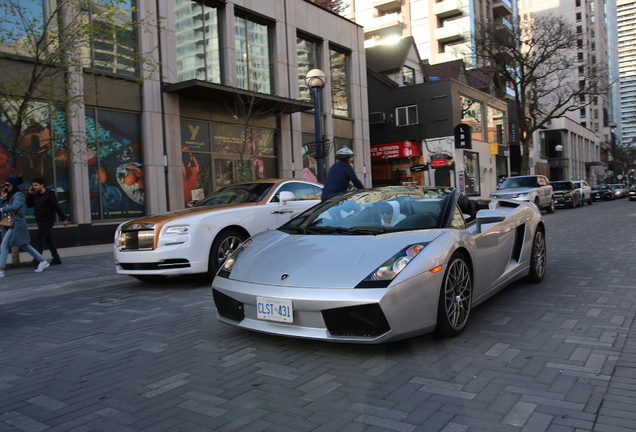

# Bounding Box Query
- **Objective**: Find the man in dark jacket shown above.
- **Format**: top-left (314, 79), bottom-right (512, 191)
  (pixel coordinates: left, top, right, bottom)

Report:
top-left (26, 178), bottom-right (68, 265)
top-left (321, 146), bottom-right (364, 201)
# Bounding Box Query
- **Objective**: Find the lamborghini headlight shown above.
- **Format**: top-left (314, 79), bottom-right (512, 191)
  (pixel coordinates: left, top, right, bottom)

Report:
top-left (218, 239), bottom-right (252, 276)
top-left (355, 243), bottom-right (430, 288)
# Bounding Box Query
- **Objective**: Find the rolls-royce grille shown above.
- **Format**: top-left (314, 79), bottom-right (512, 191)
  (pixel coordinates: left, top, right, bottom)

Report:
top-left (322, 304), bottom-right (391, 338)
top-left (119, 230), bottom-right (154, 250)
top-left (213, 289), bottom-right (245, 322)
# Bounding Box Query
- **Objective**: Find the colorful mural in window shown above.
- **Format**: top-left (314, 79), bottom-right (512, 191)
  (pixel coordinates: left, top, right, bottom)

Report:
top-left (0, 101), bottom-right (71, 223)
top-left (180, 119), bottom-right (277, 206)
top-left (86, 108), bottom-right (144, 220)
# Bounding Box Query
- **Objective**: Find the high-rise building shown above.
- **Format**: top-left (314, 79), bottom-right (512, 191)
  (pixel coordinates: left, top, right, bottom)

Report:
top-left (346, 0), bottom-right (514, 66)
top-left (617, 0), bottom-right (636, 144)
top-left (518, 0), bottom-right (612, 182)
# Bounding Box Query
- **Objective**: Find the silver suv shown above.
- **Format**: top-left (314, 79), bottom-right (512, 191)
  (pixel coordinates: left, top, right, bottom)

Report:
top-left (491, 175), bottom-right (555, 213)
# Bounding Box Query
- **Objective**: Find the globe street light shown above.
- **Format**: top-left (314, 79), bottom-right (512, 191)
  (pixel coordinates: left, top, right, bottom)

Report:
top-left (555, 144), bottom-right (564, 181)
top-left (306, 69), bottom-right (327, 183)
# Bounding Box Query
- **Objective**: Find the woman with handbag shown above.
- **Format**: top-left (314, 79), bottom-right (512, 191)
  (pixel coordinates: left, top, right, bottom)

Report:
top-left (0, 176), bottom-right (49, 277)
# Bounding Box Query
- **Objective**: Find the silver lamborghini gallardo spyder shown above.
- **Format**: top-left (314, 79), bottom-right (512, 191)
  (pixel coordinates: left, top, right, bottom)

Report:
top-left (212, 186), bottom-right (546, 344)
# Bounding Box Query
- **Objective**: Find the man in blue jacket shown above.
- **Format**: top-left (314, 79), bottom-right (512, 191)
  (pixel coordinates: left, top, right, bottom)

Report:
top-left (321, 146), bottom-right (364, 201)
top-left (26, 178), bottom-right (69, 265)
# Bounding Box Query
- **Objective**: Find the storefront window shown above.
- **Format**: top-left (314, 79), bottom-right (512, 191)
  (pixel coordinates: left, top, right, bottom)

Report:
top-left (86, 108), bottom-right (144, 220)
top-left (463, 151), bottom-right (480, 196)
top-left (174, 0), bottom-right (220, 83)
top-left (298, 36), bottom-right (320, 103)
top-left (180, 119), bottom-right (277, 206)
top-left (460, 96), bottom-right (483, 141)
top-left (330, 48), bottom-right (349, 117)
top-left (235, 16), bottom-right (271, 94)
top-left (486, 106), bottom-right (506, 145)
top-left (302, 133), bottom-right (318, 183)
top-left (0, 101), bottom-right (71, 223)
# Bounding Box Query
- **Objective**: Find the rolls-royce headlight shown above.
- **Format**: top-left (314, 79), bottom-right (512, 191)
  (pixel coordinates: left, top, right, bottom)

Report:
top-left (355, 243), bottom-right (430, 288)
top-left (165, 226), bottom-right (190, 235)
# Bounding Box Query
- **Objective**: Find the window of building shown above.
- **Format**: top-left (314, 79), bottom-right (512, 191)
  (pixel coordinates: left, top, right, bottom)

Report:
top-left (460, 95), bottom-right (483, 140)
top-left (330, 47), bottom-right (350, 117)
top-left (594, 123), bottom-right (599, 132)
top-left (577, 39), bottom-right (583, 48)
top-left (592, 55), bottom-right (596, 64)
top-left (581, 121), bottom-right (586, 128)
top-left (297, 35), bottom-right (320, 103)
top-left (591, 42), bottom-right (596, 50)
top-left (577, 25), bottom-right (582, 34)
top-left (0, 101), bottom-right (72, 223)
top-left (463, 151), bottom-right (480, 196)
top-left (180, 119), bottom-right (277, 205)
top-left (578, 52), bottom-right (584, 61)
top-left (235, 14), bottom-right (271, 94)
top-left (590, 1), bottom-right (595, 12)
top-left (594, 109), bottom-right (599, 119)
top-left (174, 0), bottom-right (220, 83)
top-left (486, 106), bottom-right (506, 144)
top-left (86, 108), bottom-right (144, 220)
top-left (403, 66), bottom-right (415, 85)
top-left (580, 108), bottom-right (586, 117)
top-left (579, 66), bottom-right (584, 76)
top-left (396, 105), bottom-right (418, 126)
top-left (575, 0), bottom-right (581, 6)
top-left (580, 94), bottom-right (585, 103)
top-left (82, 0), bottom-right (138, 76)
top-left (576, 12), bottom-right (582, 21)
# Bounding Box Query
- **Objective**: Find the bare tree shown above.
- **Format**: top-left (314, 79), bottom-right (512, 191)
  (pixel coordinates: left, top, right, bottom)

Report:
top-left (308, 0), bottom-right (348, 15)
top-left (472, 14), bottom-right (609, 175)
top-left (0, 0), bottom-right (158, 174)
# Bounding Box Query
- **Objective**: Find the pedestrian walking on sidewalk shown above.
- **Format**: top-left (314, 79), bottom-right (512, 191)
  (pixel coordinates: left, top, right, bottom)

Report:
top-left (26, 177), bottom-right (68, 265)
top-left (0, 177), bottom-right (50, 277)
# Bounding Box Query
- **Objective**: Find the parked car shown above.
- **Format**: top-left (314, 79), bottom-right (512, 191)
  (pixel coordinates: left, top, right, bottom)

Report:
top-left (114, 179), bottom-right (323, 282)
top-left (592, 185), bottom-right (615, 201)
top-left (610, 183), bottom-right (629, 198)
top-left (550, 181), bottom-right (582, 208)
top-left (213, 186), bottom-right (546, 343)
top-left (573, 180), bottom-right (593, 205)
top-left (490, 175), bottom-right (555, 213)
top-left (629, 186), bottom-right (636, 201)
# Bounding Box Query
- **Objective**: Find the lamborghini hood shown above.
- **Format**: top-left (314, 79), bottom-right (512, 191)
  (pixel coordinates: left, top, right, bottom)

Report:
top-left (226, 229), bottom-right (443, 288)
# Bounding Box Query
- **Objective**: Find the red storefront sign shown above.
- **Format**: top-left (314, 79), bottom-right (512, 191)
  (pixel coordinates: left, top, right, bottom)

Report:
top-left (430, 159), bottom-right (448, 168)
top-left (371, 141), bottom-right (422, 161)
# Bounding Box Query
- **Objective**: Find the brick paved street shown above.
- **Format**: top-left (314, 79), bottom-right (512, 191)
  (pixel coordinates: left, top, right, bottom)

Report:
top-left (0, 199), bottom-right (634, 431)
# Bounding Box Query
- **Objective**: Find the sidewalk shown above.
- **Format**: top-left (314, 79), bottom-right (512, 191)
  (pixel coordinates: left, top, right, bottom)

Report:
top-left (1, 243), bottom-right (127, 305)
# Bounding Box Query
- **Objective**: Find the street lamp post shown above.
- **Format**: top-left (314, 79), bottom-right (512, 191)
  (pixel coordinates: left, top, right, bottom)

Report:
top-left (555, 144), bottom-right (564, 181)
top-left (306, 69), bottom-right (327, 183)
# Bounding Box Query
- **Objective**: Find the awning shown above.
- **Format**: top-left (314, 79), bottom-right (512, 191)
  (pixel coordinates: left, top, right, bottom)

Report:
top-left (163, 80), bottom-right (314, 114)
top-left (371, 141), bottom-right (422, 161)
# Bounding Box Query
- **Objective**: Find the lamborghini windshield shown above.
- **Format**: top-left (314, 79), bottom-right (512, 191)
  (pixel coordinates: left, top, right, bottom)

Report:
top-left (279, 186), bottom-right (453, 235)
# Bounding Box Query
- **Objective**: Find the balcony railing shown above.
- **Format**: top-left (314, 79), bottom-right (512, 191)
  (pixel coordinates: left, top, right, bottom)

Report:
top-left (492, 0), bottom-right (513, 17)
top-left (434, 16), bottom-right (470, 43)
top-left (433, 0), bottom-right (466, 19)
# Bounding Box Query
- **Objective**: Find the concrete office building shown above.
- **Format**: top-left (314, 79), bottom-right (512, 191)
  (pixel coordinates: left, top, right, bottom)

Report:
top-left (346, 0), bottom-right (515, 66)
top-left (0, 0), bottom-right (370, 246)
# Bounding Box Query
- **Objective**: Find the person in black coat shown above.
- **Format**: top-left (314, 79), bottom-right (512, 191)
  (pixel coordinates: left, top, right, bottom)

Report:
top-left (321, 146), bottom-right (364, 201)
top-left (26, 178), bottom-right (68, 265)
